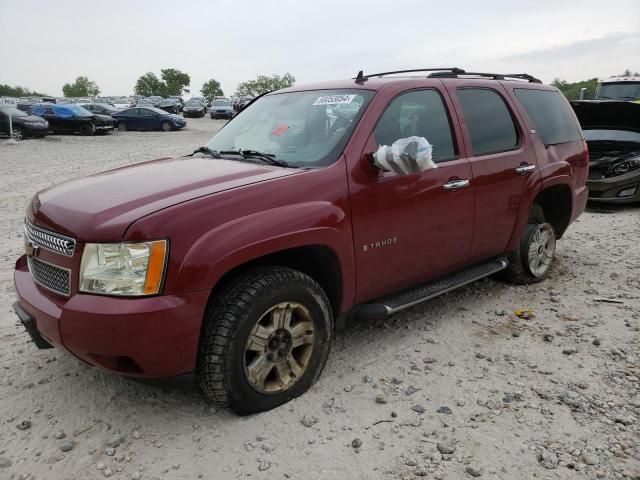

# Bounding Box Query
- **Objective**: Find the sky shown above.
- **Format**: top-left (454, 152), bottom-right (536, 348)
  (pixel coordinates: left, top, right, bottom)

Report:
top-left (0, 0), bottom-right (638, 98)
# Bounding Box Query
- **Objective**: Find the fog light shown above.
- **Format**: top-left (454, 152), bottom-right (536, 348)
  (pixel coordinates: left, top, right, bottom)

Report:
top-left (618, 186), bottom-right (637, 198)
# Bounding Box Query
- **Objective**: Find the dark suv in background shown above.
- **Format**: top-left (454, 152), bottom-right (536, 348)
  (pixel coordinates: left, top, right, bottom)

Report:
top-left (14, 68), bottom-right (587, 415)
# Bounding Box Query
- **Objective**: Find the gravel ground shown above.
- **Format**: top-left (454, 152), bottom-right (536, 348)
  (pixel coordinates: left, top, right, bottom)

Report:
top-left (0, 118), bottom-right (638, 480)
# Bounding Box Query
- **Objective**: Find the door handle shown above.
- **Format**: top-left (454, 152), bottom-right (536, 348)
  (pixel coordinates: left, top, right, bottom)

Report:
top-left (515, 164), bottom-right (536, 175)
top-left (442, 179), bottom-right (470, 190)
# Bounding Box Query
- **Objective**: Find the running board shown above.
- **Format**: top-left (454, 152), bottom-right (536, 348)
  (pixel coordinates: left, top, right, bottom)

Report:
top-left (353, 256), bottom-right (509, 320)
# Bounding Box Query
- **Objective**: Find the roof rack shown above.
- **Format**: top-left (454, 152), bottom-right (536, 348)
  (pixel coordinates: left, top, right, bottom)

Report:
top-left (354, 68), bottom-right (541, 84)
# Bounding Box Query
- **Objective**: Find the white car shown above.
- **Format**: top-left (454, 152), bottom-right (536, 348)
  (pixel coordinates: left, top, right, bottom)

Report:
top-left (113, 98), bottom-right (133, 110)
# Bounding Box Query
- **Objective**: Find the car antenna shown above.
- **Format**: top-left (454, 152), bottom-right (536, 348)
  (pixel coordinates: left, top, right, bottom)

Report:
top-left (355, 70), bottom-right (368, 84)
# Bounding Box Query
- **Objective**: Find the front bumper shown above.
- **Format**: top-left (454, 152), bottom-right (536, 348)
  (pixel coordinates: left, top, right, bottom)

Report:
top-left (14, 255), bottom-right (209, 377)
top-left (587, 170), bottom-right (640, 203)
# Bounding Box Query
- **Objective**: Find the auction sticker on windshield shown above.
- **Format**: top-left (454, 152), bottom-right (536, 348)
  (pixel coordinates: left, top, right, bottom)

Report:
top-left (313, 94), bottom-right (357, 106)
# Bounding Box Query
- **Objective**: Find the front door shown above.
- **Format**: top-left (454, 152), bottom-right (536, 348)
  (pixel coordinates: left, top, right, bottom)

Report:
top-left (348, 88), bottom-right (475, 302)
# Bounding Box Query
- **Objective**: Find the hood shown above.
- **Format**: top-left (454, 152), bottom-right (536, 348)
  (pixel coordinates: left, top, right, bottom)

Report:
top-left (28, 156), bottom-right (299, 241)
top-left (571, 100), bottom-right (640, 133)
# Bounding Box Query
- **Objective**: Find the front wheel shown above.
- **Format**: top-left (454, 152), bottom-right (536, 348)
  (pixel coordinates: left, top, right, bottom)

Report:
top-left (161, 121), bottom-right (172, 132)
top-left (198, 267), bottom-right (333, 415)
top-left (118, 122), bottom-right (127, 132)
top-left (11, 127), bottom-right (25, 141)
top-left (79, 124), bottom-right (94, 136)
top-left (500, 205), bottom-right (556, 284)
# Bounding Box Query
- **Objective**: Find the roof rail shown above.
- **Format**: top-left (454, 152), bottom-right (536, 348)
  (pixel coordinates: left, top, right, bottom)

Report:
top-left (354, 68), bottom-right (465, 83)
top-left (353, 68), bottom-right (541, 84)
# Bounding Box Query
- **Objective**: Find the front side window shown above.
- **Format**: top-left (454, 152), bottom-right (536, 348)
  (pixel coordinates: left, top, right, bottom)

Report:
top-left (373, 89), bottom-right (456, 162)
top-left (514, 89), bottom-right (582, 145)
top-left (457, 88), bottom-right (518, 155)
top-left (205, 89), bottom-right (374, 167)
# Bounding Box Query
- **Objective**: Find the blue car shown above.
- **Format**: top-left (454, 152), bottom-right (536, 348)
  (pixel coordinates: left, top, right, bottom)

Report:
top-left (112, 107), bottom-right (186, 132)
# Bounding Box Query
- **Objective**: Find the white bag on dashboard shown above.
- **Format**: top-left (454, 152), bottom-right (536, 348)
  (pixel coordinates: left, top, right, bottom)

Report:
top-left (373, 136), bottom-right (437, 175)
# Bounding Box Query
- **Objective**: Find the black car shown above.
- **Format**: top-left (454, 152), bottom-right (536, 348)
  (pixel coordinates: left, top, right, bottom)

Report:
top-left (572, 100), bottom-right (640, 203)
top-left (81, 103), bottom-right (122, 128)
top-left (157, 98), bottom-right (182, 114)
top-left (30, 104), bottom-right (114, 136)
top-left (182, 98), bottom-right (206, 117)
top-left (0, 106), bottom-right (50, 140)
top-left (16, 102), bottom-right (36, 114)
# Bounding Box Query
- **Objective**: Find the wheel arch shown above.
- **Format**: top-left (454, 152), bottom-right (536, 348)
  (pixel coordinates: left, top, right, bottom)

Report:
top-left (533, 183), bottom-right (573, 238)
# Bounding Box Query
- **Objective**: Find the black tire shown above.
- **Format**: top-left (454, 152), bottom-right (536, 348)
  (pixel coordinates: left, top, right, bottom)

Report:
top-left (79, 124), bottom-right (94, 136)
top-left (161, 121), bottom-right (172, 132)
top-left (499, 205), bottom-right (557, 284)
top-left (198, 267), bottom-right (333, 415)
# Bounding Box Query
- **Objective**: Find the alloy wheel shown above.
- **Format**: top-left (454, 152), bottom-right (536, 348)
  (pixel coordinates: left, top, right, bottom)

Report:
top-left (243, 302), bottom-right (316, 394)
top-left (527, 223), bottom-right (556, 277)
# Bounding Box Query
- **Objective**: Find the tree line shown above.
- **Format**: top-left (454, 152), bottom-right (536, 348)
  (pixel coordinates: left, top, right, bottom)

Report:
top-left (1, 70), bottom-right (296, 101)
top-left (552, 68), bottom-right (638, 100)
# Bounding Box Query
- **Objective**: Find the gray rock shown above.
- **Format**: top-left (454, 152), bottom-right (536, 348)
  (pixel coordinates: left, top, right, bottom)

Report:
top-left (351, 438), bottom-right (363, 448)
top-left (0, 457), bottom-right (12, 468)
top-left (437, 441), bottom-right (456, 454)
top-left (466, 465), bottom-right (484, 477)
top-left (300, 415), bottom-right (319, 428)
top-left (60, 442), bottom-right (74, 452)
top-left (106, 434), bottom-right (124, 448)
top-left (16, 420), bottom-right (31, 431)
top-left (437, 406), bottom-right (453, 414)
top-left (411, 404), bottom-right (425, 414)
top-left (538, 449), bottom-right (559, 469)
top-left (258, 461), bottom-right (271, 471)
top-left (405, 386), bottom-right (420, 396)
top-left (415, 465), bottom-right (429, 476)
top-left (375, 394), bottom-right (388, 404)
top-left (131, 473), bottom-right (142, 480)
top-left (363, 375), bottom-right (373, 383)
top-left (405, 458), bottom-right (418, 466)
top-left (423, 357), bottom-right (437, 364)
top-left (105, 447), bottom-right (115, 456)
top-left (581, 453), bottom-right (598, 465)
top-left (54, 430), bottom-right (66, 440)
top-left (104, 468), bottom-right (113, 478)
top-left (96, 462), bottom-right (106, 471)
top-left (132, 430), bottom-right (142, 439)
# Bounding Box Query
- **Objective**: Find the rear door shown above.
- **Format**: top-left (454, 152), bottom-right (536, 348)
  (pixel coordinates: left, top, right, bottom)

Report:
top-left (444, 82), bottom-right (537, 260)
top-left (348, 87), bottom-right (475, 301)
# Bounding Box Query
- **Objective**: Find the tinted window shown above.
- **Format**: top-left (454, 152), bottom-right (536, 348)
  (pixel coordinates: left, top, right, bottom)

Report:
top-left (514, 89), bottom-right (582, 145)
top-left (374, 89), bottom-right (456, 162)
top-left (457, 88), bottom-right (518, 155)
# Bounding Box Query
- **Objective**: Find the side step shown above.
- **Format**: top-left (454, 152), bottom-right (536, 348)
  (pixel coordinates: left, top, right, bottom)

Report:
top-left (353, 256), bottom-right (508, 320)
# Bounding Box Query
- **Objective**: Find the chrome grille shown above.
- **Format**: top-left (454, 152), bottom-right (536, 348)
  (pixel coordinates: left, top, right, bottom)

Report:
top-left (27, 257), bottom-right (71, 297)
top-left (25, 220), bottom-right (76, 256)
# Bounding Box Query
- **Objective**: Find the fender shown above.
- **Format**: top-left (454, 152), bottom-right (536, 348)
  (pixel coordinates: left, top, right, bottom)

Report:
top-left (505, 164), bottom-right (573, 252)
top-left (173, 201), bottom-right (355, 309)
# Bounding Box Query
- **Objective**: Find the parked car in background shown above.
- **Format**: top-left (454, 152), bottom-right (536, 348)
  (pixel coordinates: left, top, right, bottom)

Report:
top-left (0, 106), bottom-right (50, 140)
top-left (157, 98), bottom-right (182, 114)
top-left (168, 96), bottom-right (184, 110)
top-left (572, 99), bottom-right (640, 203)
top-left (209, 98), bottom-right (234, 119)
top-left (16, 102), bottom-right (36, 114)
top-left (30, 104), bottom-right (114, 135)
top-left (594, 76), bottom-right (640, 102)
top-left (80, 103), bottom-right (122, 128)
top-left (112, 106), bottom-right (186, 131)
top-left (183, 98), bottom-right (206, 117)
top-left (113, 98), bottom-right (134, 110)
top-left (136, 98), bottom-right (156, 108)
top-left (147, 96), bottom-right (163, 107)
top-left (93, 97), bottom-right (115, 106)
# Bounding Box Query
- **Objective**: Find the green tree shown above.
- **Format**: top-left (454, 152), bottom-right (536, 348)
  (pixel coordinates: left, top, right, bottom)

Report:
top-left (552, 77), bottom-right (599, 100)
top-left (201, 78), bottom-right (223, 100)
top-left (235, 73), bottom-right (295, 97)
top-left (134, 72), bottom-right (165, 96)
top-left (0, 84), bottom-right (47, 98)
top-left (160, 68), bottom-right (191, 96)
top-left (62, 76), bottom-right (100, 97)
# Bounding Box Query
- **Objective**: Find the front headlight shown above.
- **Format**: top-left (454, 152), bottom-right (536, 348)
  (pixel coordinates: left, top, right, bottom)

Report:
top-left (79, 240), bottom-right (167, 296)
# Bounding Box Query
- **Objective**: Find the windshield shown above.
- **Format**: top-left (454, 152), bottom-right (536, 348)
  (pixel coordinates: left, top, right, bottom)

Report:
top-left (158, 100), bottom-right (175, 106)
top-left (185, 100), bottom-right (201, 106)
top-left (596, 82), bottom-right (640, 101)
top-left (213, 100), bottom-right (230, 106)
top-left (0, 106), bottom-right (28, 117)
top-left (205, 89), bottom-right (374, 167)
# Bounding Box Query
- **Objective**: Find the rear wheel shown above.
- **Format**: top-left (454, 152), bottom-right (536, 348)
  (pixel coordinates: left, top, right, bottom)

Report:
top-left (500, 205), bottom-right (556, 284)
top-left (118, 122), bottom-right (127, 132)
top-left (198, 267), bottom-right (333, 415)
top-left (161, 121), bottom-right (172, 132)
top-left (11, 127), bottom-right (24, 141)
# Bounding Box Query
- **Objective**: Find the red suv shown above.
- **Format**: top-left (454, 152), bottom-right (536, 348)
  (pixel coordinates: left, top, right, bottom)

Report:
top-left (13, 68), bottom-right (588, 414)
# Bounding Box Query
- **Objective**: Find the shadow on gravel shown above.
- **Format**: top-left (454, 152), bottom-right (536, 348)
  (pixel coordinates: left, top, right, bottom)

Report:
top-left (586, 201), bottom-right (640, 214)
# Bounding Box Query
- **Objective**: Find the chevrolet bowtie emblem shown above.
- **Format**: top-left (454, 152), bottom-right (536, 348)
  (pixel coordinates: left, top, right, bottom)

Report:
top-left (25, 241), bottom-right (39, 258)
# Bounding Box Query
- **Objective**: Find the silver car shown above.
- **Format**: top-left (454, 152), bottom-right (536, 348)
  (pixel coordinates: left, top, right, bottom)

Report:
top-left (210, 99), bottom-right (234, 119)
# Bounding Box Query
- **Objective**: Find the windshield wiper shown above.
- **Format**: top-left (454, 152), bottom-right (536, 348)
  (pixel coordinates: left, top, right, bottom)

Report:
top-left (192, 146), bottom-right (222, 158)
top-left (232, 149), bottom-right (289, 168)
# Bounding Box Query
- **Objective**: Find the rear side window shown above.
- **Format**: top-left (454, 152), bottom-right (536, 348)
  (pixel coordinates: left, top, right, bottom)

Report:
top-left (374, 89), bottom-right (456, 162)
top-left (457, 88), bottom-right (518, 155)
top-left (514, 89), bottom-right (582, 145)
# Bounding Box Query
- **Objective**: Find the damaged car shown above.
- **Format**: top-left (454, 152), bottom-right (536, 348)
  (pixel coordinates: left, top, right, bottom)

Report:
top-left (571, 99), bottom-right (640, 203)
